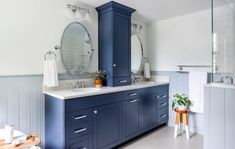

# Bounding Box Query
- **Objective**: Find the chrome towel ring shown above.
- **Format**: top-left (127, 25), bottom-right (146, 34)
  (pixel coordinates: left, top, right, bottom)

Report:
top-left (44, 50), bottom-right (57, 60)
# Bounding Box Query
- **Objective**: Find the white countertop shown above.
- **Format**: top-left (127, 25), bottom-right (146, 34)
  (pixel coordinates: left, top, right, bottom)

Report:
top-left (44, 82), bottom-right (169, 100)
top-left (204, 83), bottom-right (235, 89)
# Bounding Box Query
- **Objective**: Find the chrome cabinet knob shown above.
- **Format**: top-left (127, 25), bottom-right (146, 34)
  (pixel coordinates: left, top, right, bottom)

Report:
top-left (93, 110), bottom-right (98, 114)
top-left (113, 64), bottom-right (116, 67)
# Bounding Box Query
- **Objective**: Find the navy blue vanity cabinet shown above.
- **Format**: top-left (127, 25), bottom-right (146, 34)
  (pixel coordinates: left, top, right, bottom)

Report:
top-left (45, 84), bottom-right (169, 149)
top-left (96, 1), bottom-right (136, 87)
top-left (93, 102), bottom-right (122, 149)
top-left (122, 90), bottom-right (140, 140)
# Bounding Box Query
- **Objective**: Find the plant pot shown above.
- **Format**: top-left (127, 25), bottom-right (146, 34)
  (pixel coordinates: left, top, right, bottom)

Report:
top-left (94, 79), bottom-right (103, 88)
top-left (177, 105), bottom-right (187, 110)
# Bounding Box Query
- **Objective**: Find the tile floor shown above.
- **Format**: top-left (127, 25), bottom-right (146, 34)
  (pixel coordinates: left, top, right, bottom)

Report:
top-left (119, 126), bottom-right (203, 149)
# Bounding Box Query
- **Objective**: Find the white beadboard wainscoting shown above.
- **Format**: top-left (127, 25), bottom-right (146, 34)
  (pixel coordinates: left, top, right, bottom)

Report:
top-left (0, 76), bottom-right (45, 147)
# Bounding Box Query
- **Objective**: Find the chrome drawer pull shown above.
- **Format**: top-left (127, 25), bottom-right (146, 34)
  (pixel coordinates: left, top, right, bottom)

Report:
top-left (157, 95), bottom-right (161, 98)
top-left (161, 114), bottom-right (167, 118)
top-left (161, 95), bottom-right (167, 98)
top-left (74, 115), bottom-right (87, 120)
top-left (129, 93), bottom-right (137, 96)
top-left (129, 99), bottom-right (137, 103)
top-left (74, 128), bottom-right (87, 134)
top-left (161, 103), bottom-right (167, 106)
top-left (79, 147), bottom-right (87, 149)
top-left (120, 80), bottom-right (127, 83)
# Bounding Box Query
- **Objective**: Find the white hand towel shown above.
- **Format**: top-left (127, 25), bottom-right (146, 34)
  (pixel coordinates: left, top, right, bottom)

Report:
top-left (189, 71), bottom-right (208, 113)
top-left (43, 60), bottom-right (58, 87)
top-left (144, 62), bottom-right (151, 79)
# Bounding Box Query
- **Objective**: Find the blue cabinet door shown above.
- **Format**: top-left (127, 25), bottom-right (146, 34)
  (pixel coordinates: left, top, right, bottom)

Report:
top-left (141, 96), bottom-right (156, 130)
top-left (123, 98), bottom-right (139, 138)
top-left (93, 103), bottom-right (122, 149)
top-left (113, 13), bottom-right (131, 78)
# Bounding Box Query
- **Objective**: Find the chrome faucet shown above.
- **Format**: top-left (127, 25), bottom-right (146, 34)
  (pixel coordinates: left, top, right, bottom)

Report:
top-left (222, 75), bottom-right (233, 84)
top-left (133, 77), bottom-right (141, 83)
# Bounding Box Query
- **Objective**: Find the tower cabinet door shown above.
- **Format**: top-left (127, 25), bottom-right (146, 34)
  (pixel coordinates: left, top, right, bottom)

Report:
top-left (113, 13), bottom-right (131, 78)
top-left (93, 103), bottom-right (122, 149)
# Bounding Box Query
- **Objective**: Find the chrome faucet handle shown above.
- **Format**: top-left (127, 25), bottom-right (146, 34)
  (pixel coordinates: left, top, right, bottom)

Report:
top-left (222, 75), bottom-right (233, 84)
top-left (81, 82), bottom-right (85, 88)
top-left (133, 76), bottom-right (141, 83)
top-left (84, 82), bottom-right (88, 88)
top-left (68, 82), bottom-right (73, 89)
top-left (76, 81), bottom-right (82, 88)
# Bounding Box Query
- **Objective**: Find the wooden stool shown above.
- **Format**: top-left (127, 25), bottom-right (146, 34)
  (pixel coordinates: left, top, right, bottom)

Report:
top-left (174, 109), bottom-right (190, 139)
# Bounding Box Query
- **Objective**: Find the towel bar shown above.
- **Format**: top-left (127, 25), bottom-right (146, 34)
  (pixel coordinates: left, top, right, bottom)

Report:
top-left (177, 65), bottom-right (212, 72)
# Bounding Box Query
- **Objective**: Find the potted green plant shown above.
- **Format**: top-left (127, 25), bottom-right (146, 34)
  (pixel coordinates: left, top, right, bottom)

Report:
top-left (172, 93), bottom-right (192, 110)
top-left (91, 70), bottom-right (106, 87)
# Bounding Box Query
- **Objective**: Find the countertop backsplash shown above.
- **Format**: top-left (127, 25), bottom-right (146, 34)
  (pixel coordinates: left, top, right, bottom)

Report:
top-left (43, 78), bottom-right (94, 92)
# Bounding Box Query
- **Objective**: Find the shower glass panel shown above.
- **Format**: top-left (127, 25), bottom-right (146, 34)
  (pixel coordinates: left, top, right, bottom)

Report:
top-left (212, 0), bottom-right (235, 83)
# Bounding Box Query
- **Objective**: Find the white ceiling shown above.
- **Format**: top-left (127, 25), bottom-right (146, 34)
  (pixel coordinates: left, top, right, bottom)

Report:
top-left (78, 0), bottom-right (211, 22)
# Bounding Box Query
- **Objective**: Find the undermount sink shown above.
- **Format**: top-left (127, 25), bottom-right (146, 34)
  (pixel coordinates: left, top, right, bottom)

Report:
top-left (71, 87), bottom-right (102, 93)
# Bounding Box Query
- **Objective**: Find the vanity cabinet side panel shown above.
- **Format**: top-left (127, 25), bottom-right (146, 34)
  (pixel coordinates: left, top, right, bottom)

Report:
top-left (209, 88), bottom-right (225, 149)
top-left (225, 89), bottom-right (235, 149)
top-left (45, 95), bottom-right (65, 149)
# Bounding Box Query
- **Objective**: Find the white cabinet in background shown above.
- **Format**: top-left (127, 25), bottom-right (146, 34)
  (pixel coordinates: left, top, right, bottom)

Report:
top-left (204, 86), bottom-right (235, 149)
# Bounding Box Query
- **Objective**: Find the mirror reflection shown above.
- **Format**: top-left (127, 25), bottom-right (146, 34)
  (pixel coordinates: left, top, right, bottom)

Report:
top-left (131, 34), bottom-right (143, 73)
top-left (61, 22), bottom-right (93, 76)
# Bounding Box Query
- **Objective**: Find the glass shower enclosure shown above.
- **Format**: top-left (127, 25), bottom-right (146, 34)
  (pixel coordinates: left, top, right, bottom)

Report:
top-left (212, 0), bottom-right (235, 83)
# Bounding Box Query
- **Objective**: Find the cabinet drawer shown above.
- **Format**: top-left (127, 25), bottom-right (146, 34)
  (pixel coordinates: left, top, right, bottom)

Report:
top-left (66, 109), bottom-right (93, 126)
top-left (113, 77), bottom-right (131, 86)
top-left (158, 108), bottom-right (168, 124)
top-left (141, 85), bottom-right (168, 97)
top-left (66, 134), bottom-right (92, 149)
top-left (123, 90), bottom-right (140, 99)
top-left (66, 122), bottom-right (92, 139)
top-left (156, 94), bottom-right (168, 110)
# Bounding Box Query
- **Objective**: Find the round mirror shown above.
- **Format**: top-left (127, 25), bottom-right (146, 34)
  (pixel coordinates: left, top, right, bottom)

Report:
top-left (61, 22), bottom-right (93, 76)
top-left (131, 34), bottom-right (143, 73)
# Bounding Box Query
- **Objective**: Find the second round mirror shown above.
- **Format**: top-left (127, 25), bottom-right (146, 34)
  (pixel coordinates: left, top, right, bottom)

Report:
top-left (131, 34), bottom-right (143, 73)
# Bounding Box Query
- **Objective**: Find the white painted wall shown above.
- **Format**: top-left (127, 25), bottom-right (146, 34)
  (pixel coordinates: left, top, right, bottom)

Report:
top-left (147, 9), bottom-right (212, 71)
top-left (146, 10), bottom-right (212, 135)
top-left (0, 0), bottom-right (98, 76)
top-left (0, 0), bottom-right (147, 76)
